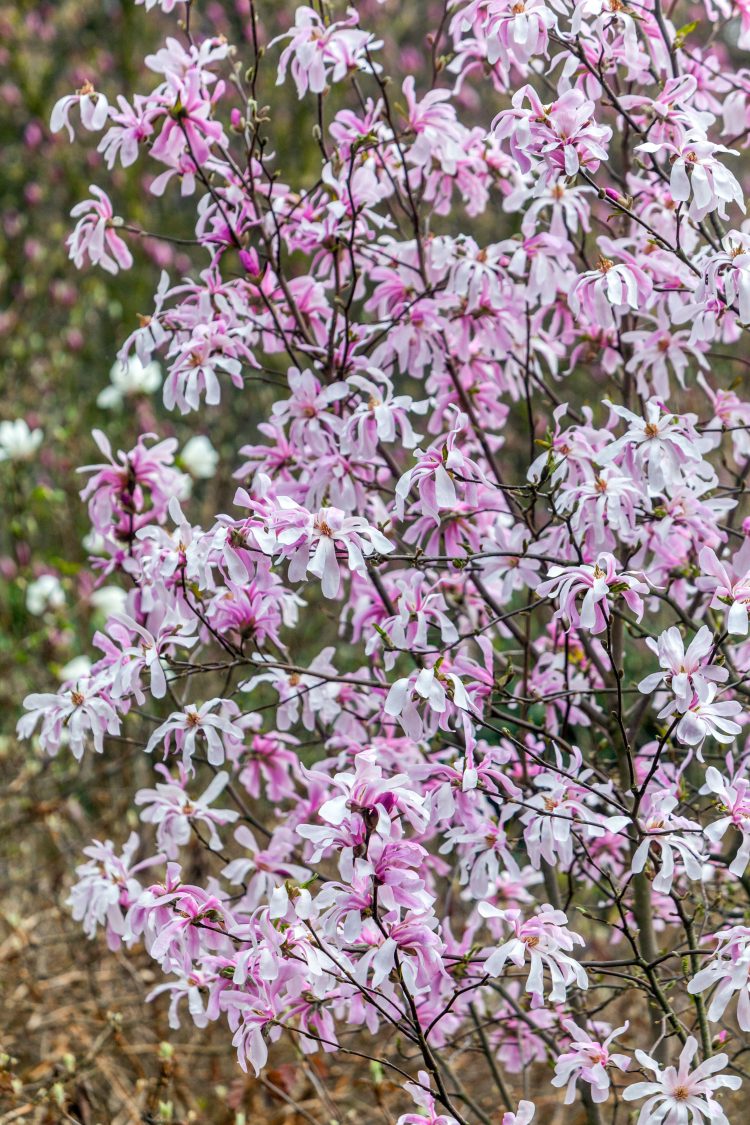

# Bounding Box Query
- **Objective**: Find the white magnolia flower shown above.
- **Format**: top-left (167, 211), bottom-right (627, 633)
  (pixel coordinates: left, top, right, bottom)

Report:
top-left (502, 1103), bottom-right (535, 1125)
top-left (26, 574), bottom-right (65, 615)
top-left (58, 655), bottom-right (93, 682)
top-left (89, 585), bottom-right (128, 617)
top-left (180, 434), bottom-right (219, 479)
top-left (623, 1036), bottom-right (740, 1124)
top-left (0, 419), bottom-right (43, 462)
top-left (82, 530), bottom-right (107, 555)
top-left (97, 357), bottom-right (162, 409)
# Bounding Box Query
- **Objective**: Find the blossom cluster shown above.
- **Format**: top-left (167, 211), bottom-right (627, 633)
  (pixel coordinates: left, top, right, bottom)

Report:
top-left (23, 0), bottom-right (750, 1120)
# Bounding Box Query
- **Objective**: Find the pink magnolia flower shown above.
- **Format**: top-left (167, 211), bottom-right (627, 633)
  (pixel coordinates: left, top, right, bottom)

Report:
top-left (222, 824), bottom-right (310, 910)
top-left (494, 86), bottom-right (611, 182)
top-left (396, 411), bottom-right (489, 523)
top-left (401, 77), bottom-right (465, 176)
top-left (521, 755), bottom-right (624, 869)
top-left (241, 648), bottom-right (343, 733)
top-left (145, 699), bottom-right (245, 771)
top-left (146, 966), bottom-right (226, 1031)
top-left (556, 465), bottom-right (642, 551)
top-left (68, 832), bottom-right (162, 949)
top-left (270, 367), bottom-right (347, 453)
top-left (272, 6), bottom-right (382, 98)
top-left (150, 68), bottom-right (228, 167)
top-left (631, 792), bottom-right (705, 894)
top-left (98, 94), bottom-right (156, 168)
top-left (148, 887), bottom-right (230, 970)
top-left (397, 1071), bottom-right (459, 1125)
top-left (224, 986), bottom-right (284, 1076)
top-left (100, 610), bottom-right (197, 702)
top-left (207, 576), bottom-right (292, 653)
top-left (51, 81), bottom-right (109, 140)
top-left (479, 517), bottom-right (543, 603)
top-left (570, 254), bottom-right (653, 331)
top-left (701, 230), bottom-right (750, 323)
top-left (491, 996), bottom-right (553, 1074)
top-left (370, 572), bottom-right (458, 665)
top-left (704, 766), bottom-right (750, 876)
top-left (478, 902), bottom-right (588, 1003)
top-left (698, 542), bottom-right (750, 635)
top-left (699, 374), bottom-right (750, 466)
top-left (145, 35), bottom-right (230, 83)
top-left (599, 399), bottom-right (712, 494)
top-left (163, 319), bottom-right (249, 413)
top-left (78, 430), bottom-right (185, 539)
top-left (444, 819), bottom-right (521, 898)
top-left (501, 1104), bottom-right (535, 1125)
top-left (637, 136), bottom-right (744, 221)
top-left (688, 925), bottom-right (750, 1030)
top-left (638, 626), bottom-right (727, 712)
top-left (526, 402), bottom-right (599, 487)
top-left (536, 553), bottom-right (648, 635)
top-left (237, 733), bottom-right (301, 805)
top-left (339, 369), bottom-right (426, 459)
top-left (619, 75), bottom-right (705, 145)
top-left (135, 768), bottom-right (239, 859)
top-left (249, 493), bottom-right (394, 599)
top-left (67, 186), bottom-right (133, 274)
top-left (136, 0), bottom-right (179, 10)
top-left (623, 307), bottom-right (708, 399)
top-left (18, 676), bottom-right (121, 760)
top-left (622, 1036), bottom-right (741, 1123)
top-left (660, 681), bottom-right (743, 750)
top-left (384, 664), bottom-right (474, 740)
top-left (487, 0), bottom-right (558, 65)
top-left (552, 1019), bottom-right (630, 1104)
top-left (315, 747), bottom-right (429, 837)
top-left (356, 911), bottom-right (447, 996)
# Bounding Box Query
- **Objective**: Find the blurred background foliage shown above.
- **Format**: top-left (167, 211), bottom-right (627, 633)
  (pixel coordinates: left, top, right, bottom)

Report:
top-left (1, 0), bottom-right (167, 716)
